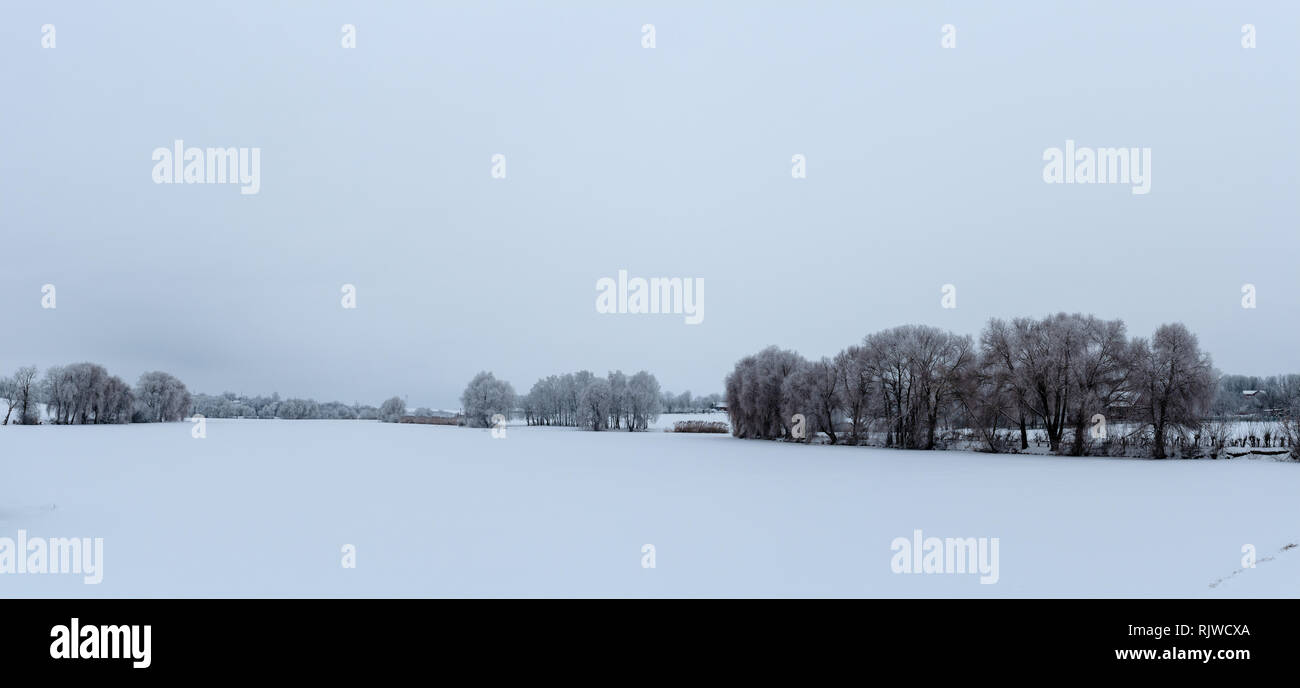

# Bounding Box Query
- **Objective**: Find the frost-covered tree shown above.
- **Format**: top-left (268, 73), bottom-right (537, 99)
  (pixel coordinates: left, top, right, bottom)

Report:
top-left (978, 314), bottom-right (1131, 455)
top-left (783, 357), bottom-right (842, 443)
top-left (725, 353), bottom-right (762, 438)
top-left (579, 377), bottom-right (612, 430)
top-left (133, 371), bottom-right (191, 422)
top-left (524, 381), bottom-right (550, 425)
top-left (1064, 315), bottom-right (1131, 455)
top-left (523, 370), bottom-right (663, 428)
top-left (979, 318), bottom-right (1032, 449)
top-left (317, 401), bottom-right (354, 419)
top-left (94, 375), bottom-right (134, 424)
top-left (1130, 323), bottom-right (1216, 458)
top-left (567, 371), bottom-right (593, 426)
top-left (864, 326), bottom-right (972, 449)
top-left (72, 363), bottom-right (108, 424)
top-left (725, 346), bottom-right (804, 439)
top-left (952, 346), bottom-right (1018, 453)
top-left (606, 370), bottom-right (628, 429)
top-left (529, 375), bottom-right (567, 426)
top-left (378, 396), bottom-right (406, 423)
top-left (1263, 374), bottom-right (1300, 413)
top-left (834, 346), bottom-right (875, 444)
top-left (9, 366), bottom-right (40, 425)
top-left (38, 366), bottom-right (65, 424)
top-left (1, 375), bottom-right (18, 425)
top-left (980, 315), bottom-right (1076, 452)
top-left (626, 370), bottom-right (662, 431)
top-left (460, 372), bottom-right (516, 428)
top-left (42, 364), bottom-right (83, 424)
top-left (280, 398), bottom-right (323, 420)
top-left (36, 362), bottom-right (135, 425)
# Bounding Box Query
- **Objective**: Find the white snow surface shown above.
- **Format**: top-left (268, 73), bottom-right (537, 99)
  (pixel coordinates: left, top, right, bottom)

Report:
top-left (1, 417), bottom-right (1297, 597)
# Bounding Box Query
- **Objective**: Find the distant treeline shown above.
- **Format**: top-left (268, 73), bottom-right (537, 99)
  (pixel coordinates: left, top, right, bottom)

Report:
top-left (190, 393), bottom-right (413, 423)
top-left (1, 363), bottom-right (190, 425)
top-left (456, 370), bottom-right (719, 432)
top-left (0, 362), bottom-right (418, 425)
top-left (1214, 375), bottom-right (1300, 418)
top-left (725, 313), bottom-right (1298, 460)
top-left (660, 390), bottom-right (723, 414)
top-left (193, 392), bottom-right (376, 420)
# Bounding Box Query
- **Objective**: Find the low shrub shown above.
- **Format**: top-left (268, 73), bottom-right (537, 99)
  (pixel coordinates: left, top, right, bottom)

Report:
top-left (672, 420), bottom-right (729, 434)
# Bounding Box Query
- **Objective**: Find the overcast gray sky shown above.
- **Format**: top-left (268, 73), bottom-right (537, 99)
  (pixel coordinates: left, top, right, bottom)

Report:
top-left (1, 1), bottom-right (1296, 409)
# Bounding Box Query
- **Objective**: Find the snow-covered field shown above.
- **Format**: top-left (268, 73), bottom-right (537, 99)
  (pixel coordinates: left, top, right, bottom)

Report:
top-left (2, 417), bottom-right (1297, 597)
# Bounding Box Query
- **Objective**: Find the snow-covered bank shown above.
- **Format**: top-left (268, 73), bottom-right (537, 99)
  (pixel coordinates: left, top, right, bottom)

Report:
top-left (1, 419), bottom-right (1296, 597)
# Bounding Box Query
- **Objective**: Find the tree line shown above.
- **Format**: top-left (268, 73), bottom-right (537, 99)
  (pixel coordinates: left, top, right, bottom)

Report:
top-left (1, 363), bottom-right (191, 425)
top-left (457, 369), bottom-right (666, 431)
top-left (523, 370), bottom-right (662, 431)
top-left (660, 390), bottom-right (723, 413)
top-left (725, 314), bottom-right (1225, 459)
top-left (1213, 374), bottom-right (1300, 418)
top-left (189, 392), bottom-right (403, 421)
top-left (0, 364), bottom-right (417, 425)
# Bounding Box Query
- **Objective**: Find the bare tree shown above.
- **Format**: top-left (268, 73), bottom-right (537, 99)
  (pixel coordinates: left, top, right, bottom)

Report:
top-left (953, 348), bottom-right (1017, 453)
top-left (1065, 316), bottom-right (1130, 455)
top-left (834, 345), bottom-right (875, 444)
top-left (863, 326), bottom-right (971, 449)
top-left (782, 357), bottom-right (841, 443)
top-left (984, 315), bottom-right (1080, 453)
top-left (0, 375), bottom-right (17, 425)
top-left (11, 366), bottom-right (40, 425)
top-left (1130, 323), bottom-right (1216, 458)
top-left (981, 318), bottom-right (1031, 449)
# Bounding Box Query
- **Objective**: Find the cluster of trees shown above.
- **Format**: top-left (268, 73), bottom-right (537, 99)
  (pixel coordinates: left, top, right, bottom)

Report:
top-left (518, 370), bottom-right (663, 431)
top-left (660, 390), bottom-right (723, 413)
top-left (1213, 374), bottom-right (1300, 418)
top-left (192, 392), bottom-right (372, 420)
top-left (725, 314), bottom-right (1218, 458)
top-left (1, 364), bottom-right (191, 425)
top-left (190, 392), bottom-right (412, 421)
